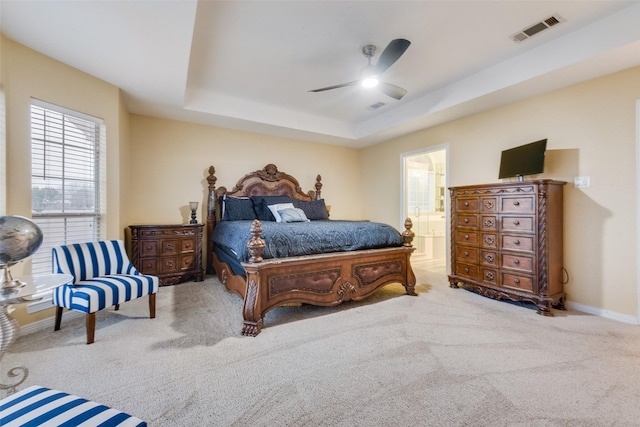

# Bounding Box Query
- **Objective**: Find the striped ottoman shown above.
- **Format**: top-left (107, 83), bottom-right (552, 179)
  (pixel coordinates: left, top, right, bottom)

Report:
top-left (0, 385), bottom-right (146, 426)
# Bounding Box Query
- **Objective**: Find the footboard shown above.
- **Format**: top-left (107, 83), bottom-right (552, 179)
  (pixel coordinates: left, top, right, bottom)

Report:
top-left (240, 246), bottom-right (416, 336)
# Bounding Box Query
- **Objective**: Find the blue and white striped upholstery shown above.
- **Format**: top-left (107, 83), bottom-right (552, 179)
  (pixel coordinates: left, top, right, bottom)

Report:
top-left (52, 240), bottom-right (159, 314)
top-left (0, 385), bottom-right (146, 427)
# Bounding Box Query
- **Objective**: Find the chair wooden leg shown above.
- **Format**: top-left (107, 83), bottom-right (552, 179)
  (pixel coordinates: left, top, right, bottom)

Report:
top-left (54, 306), bottom-right (63, 331)
top-left (86, 312), bottom-right (96, 345)
top-left (114, 304), bottom-right (120, 311)
top-left (149, 293), bottom-right (156, 319)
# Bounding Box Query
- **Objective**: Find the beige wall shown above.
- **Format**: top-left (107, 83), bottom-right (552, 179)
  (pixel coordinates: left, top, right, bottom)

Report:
top-left (2, 35), bottom-right (128, 324)
top-left (361, 66), bottom-right (640, 318)
top-left (126, 114), bottom-right (362, 228)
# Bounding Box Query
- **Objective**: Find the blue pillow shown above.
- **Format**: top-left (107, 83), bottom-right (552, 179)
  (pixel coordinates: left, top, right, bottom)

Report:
top-left (250, 195), bottom-right (297, 221)
top-left (297, 199), bottom-right (329, 220)
top-left (222, 196), bottom-right (255, 221)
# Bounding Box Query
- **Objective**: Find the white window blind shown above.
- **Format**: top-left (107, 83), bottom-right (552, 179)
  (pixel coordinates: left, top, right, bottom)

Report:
top-left (30, 99), bottom-right (106, 276)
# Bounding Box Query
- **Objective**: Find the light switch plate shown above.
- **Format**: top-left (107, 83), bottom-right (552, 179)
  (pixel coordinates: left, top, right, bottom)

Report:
top-left (573, 176), bottom-right (591, 188)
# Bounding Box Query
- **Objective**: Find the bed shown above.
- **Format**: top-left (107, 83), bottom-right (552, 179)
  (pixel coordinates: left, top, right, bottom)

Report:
top-left (206, 164), bottom-right (417, 336)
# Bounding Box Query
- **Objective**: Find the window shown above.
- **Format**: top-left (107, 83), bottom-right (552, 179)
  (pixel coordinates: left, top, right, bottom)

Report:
top-left (30, 99), bottom-right (105, 277)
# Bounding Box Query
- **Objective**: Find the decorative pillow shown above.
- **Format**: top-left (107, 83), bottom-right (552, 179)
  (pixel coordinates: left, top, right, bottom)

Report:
top-left (278, 207), bottom-right (309, 223)
top-left (250, 196), bottom-right (297, 221)
top-left (222, 196), bottom-right (255, 221)
top-left (268, 203), bottom-right (295, 222)
top-left (297, 199), bottom-right (329, 220)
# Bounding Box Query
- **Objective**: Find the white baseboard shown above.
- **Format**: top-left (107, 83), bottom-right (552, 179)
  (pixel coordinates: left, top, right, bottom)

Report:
top-left (18, 310), bottom-right (84, 338)
top-left (565, 301), bottom-right (640, 325)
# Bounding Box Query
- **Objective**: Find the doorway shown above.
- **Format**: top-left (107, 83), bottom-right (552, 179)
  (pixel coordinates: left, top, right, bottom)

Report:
top-left (401, 146), bottom-right (448, 274)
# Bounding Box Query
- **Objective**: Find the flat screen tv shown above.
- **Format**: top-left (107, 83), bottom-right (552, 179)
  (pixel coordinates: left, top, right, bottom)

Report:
top-left (498, 139), bottom-right (547, 181)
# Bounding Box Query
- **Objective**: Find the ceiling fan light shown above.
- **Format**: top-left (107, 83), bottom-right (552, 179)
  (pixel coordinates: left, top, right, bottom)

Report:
top-left (362, 77), bottom-right (379, 88)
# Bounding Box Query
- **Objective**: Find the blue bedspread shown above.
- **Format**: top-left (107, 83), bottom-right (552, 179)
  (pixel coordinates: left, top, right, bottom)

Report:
top-left (212, 220), bottom-right (404, 262)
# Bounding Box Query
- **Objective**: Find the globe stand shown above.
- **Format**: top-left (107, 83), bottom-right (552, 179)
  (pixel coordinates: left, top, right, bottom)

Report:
top-left (0, 265), bottom-right (25, 292)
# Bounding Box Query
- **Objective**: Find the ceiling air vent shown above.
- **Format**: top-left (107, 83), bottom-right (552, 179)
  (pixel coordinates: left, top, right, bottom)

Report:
top-left (510, 15), bottom-right (565, 43)
top-left (368, 102), bottom-right (386, 110)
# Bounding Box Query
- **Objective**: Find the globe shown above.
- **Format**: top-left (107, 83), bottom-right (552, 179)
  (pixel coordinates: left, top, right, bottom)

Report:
top-left (0, 215), bottom-right (44, 266)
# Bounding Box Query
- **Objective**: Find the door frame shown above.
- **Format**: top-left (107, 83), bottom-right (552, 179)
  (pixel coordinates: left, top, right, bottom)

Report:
top-left (400, 143), bottom-right (450, 271)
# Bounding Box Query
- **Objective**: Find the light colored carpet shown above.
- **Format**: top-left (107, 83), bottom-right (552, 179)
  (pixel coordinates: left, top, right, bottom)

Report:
top-left (3, 269), bottom-right (640, 426)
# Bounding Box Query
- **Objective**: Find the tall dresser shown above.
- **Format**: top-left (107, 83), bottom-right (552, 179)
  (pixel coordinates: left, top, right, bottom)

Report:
top-left (128, 224), bottom-right (204, 286)
top-left (448, 180), bottom-right (566, 315)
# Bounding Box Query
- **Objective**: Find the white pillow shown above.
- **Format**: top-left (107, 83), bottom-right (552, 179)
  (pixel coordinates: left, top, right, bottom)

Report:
top-left (268, 203), bottom-right (295, 222)
top-left (279, 207), bottom-right (310, 223)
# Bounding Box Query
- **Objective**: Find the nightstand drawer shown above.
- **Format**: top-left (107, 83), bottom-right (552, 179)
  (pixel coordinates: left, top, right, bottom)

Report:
top-left (140, 241), bottom-right (158, 257)
top-left (181, 238), bottom-right (196, 252)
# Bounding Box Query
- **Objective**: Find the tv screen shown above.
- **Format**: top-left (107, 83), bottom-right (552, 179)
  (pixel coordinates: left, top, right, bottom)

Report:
top-left (498, 139), bottom-right (547, 180)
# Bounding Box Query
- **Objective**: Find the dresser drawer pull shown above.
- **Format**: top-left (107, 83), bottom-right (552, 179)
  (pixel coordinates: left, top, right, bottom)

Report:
top-left (513, 220), bottom-right (520, 226)
top-left (514, 278), bottom-right (520, 284)
top-left (464, 251), bottom-right (469, 256)
top-left (484, 236), bottom-right (495, 245)
top-left (485, 254), bottom-right (494, 262)
top-left (514, 201), bottom-right (520, 206)
top-left (464, 267), bottom-right (470, 273)
top-left (464, 201), bottom-right (469, 207)
top-left (514, 259), bottom-right (520, 265)
top-left (185, 243), bottom-right (192, 249)
top-left (484, 201), bottom-right (494, 209)
top-left (146, 245), bottom-right (153, 250)
top-left (167, 244), bottom-right (175, 250)
top-left (514, 239), bottom-right (520, 245)
top-left (484, 219), bottom-right (494, 227)
top-left (464, 234), bottom-right (469, 240)
top-left (464, 218), bottom-right (469, 223)
top-left (485, 271), bottom-right (495, 280)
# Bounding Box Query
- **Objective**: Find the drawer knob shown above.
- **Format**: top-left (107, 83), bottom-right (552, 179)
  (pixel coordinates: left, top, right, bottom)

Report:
top-left (464, 201), bottom-right (469, 207)
top-left (514, 239), bottom-right (520, 245)
top-left (146, 245), bottom-right (153, 250)
top-left (514, 259), bottom-right (520, 265)
top-left (484, 219), bottom-right (494, 227)
top-left (464, 251), bottom-right (469, 256)
top-left (485, 254), bottom-right (494, 262)
top-left (485, 236), bottom-right (495, 244)
top-left (464, 234), bottom-right (469, 240)
top-left (514, 201), bottom-right (520, 206)
top-left (513, 220), bottom-right (520, 226)
top-left (484, 201), bottom-right (494, 209)
top-left (185, 259), bottom-right (191, 265)
top-left (514, 278), bottom-right (520, 284)
top-left (167, 244), bottom-right (175, 250)
top-left (464, 218), bottom-right (469, 223)
top-left (485, 271), bottom-right (495, 280)
top-left (464, 267), bottom-right (470, 273)
top-left (185, 243), bottom-right (192, 249)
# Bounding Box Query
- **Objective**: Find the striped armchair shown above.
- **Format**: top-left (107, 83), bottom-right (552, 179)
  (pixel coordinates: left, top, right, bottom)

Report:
top-left (52, 240), bottom-right (159, 344)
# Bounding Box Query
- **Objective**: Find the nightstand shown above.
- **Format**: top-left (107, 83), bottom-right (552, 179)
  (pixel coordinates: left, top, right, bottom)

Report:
top-left (128, 224), bottom-right (204, 286)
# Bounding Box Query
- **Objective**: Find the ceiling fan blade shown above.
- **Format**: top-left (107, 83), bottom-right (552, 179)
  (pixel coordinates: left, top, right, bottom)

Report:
top-left (378, 82), bottom-right (407, 100)
top-left (308, 81), bottom-right (359, 92)
top-left (373, 39), bottom-right (411, 75)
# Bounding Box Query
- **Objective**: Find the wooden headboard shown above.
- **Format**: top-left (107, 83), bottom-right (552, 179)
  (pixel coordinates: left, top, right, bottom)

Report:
top-left (205, 164), bottom-right (323, 271)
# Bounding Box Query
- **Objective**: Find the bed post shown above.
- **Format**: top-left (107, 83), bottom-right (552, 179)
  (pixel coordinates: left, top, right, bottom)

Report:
top-left (315, 174), bottom-right (322, 200)
top-left (206, 166), bottom-right (217, 274)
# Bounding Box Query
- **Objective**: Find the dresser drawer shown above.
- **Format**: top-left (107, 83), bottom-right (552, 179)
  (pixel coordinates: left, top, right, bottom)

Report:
top-left (501, 216), bottom-right (534, 233)
top-left (502, 272), bottom-right (533, 292)
top-left (455, 262), bottom-right (479, 280)
top-left (502, 235), bottom-right (534, 252)
top-left (481, 250), bottom-right (498, 266)
top-left (161, 256), bottom-right (179, 273)
top-left (180, 254), bottom-right (195, 270)
top-left (139, 258), bottom-right (158, 274)
top-left (481, 233), bottom-right (498, 249)
top-left (456, 246), bottom-right (478, 263)
top-left (482, 268), bottom-right (499, 286)
top-left (162, 240), bottom-right (179, 256)
top-left (502, 253), bottom-right (534, 273)
top-left (140, 241), bottom-right (158, 257)
top-left (500, 196), bottom-right (534, 213)
top-left (480, 216), bottom-right (497, 230)
top-left (455, 230), bottom-right (478, 246)
top-left (480, 197), bottom-right (497, 213)
top-left (456, 198), bottom-right (478, 212)
top-left (181, 238), bottom-right (196, 252)
top-left (457, 215), bottom-right (478, 229)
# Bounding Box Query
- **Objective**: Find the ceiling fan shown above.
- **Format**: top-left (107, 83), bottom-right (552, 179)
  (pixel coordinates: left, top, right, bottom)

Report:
top-left (309, 38), bottom-right (411, 100)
